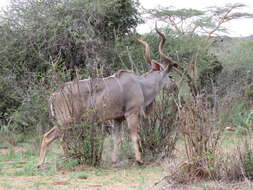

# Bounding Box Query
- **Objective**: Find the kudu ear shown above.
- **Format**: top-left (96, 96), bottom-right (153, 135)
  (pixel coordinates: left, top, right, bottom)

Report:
top-left (151, 60), bottom-right (161, 71)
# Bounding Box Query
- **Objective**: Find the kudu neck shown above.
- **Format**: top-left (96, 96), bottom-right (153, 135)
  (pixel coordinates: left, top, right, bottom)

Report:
top-left (141, 70), bottom-right (167, 87)
top-left (139, 70), bottom-right (167, 107)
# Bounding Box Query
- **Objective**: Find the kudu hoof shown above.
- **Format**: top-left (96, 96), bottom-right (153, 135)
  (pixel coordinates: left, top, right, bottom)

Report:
top-left (112, 162), bottom-right (121, 168)
top-left (112, 160), bottom-right (129, 168)
top-left (36, 164), bottom-right (45, 169)
top-left (136, 160), bottom-right (144, 166)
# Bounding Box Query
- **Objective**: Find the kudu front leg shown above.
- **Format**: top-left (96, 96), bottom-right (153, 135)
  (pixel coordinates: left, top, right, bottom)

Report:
top-left (126, 114), bottom-right (143, 165)
top-left (37, 126), bottom-right (60, 168)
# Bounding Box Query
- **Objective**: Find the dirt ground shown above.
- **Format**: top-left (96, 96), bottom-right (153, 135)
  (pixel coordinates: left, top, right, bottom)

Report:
top-left (0, 145), bottom-right (165, 190)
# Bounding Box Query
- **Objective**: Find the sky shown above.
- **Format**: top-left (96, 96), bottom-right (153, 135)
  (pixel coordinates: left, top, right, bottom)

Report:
top-left (0, 0), bottom-right (252, 36)
top-left (138, 0), bottom-right (253, 36)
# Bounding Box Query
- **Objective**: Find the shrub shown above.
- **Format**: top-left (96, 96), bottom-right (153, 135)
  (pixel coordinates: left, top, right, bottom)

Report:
top-left (245, 83), bottom-right (253, 102)
top-left (233, 110), bottom-right (253, 135)
top-left (0, 0), bottom-right (142, 127)
top-left (0, 0), bottom-right (142, 166)
top-left (59, 117), bottom-right (106, 166)
top-left (240, 141), bottom-right (253, 180)
top-left (140, 88), bottom-right (179, 161)
top-left (177, 96), bottom-right (223, 180)
top-left (0, 76), bottom-right (22, 126)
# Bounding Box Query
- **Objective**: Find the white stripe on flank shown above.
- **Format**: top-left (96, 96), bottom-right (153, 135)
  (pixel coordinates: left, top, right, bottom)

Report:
top-left (50, 101), bottom-right (55, 117)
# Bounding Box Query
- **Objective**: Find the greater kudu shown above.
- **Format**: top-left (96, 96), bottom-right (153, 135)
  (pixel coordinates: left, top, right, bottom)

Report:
top-left (37, 28), bottom-right (177, 168)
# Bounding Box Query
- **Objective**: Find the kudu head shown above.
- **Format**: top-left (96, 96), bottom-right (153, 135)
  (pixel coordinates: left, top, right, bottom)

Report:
top-left (135, 27), bottom-right (177, 90)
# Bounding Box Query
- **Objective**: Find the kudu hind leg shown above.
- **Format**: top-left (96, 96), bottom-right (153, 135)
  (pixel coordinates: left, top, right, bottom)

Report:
top-left (111, 120), bottom-right (122, 164)
top-left (126, 114), bottom-right (143, 165)
top-left (37, 126), bottom-right (60, 168)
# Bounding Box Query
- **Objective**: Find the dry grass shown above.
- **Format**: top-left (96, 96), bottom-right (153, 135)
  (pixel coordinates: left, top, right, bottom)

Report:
top-left (152, 133), bottom-right (253, 190)
top-left (152, 180), bottom-right (253, 190)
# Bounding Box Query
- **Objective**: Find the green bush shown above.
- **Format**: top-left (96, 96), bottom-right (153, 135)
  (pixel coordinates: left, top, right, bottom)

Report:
top-left (232, 109), bottom-right (253, 135)
top-left (240, 142), bottom-right (253, 180)
top-left (0, 0), bottom-right (141, 166)
top-left (0, 76), bottom-right (21, 126)
top-left (0, 0), bottom-right (142, 127)
top-left (10, 89), bottom-right (50, 134)
top-left (59, 121), bottom-right (106, 166)
top-left (140, 88), bottom-right (178, 160)
top-left (245, 83), bottom-right (253, 101)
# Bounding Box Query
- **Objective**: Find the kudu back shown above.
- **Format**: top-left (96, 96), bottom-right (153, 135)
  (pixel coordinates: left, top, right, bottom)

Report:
top-left (37, 28), bottom-right (177, 168)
